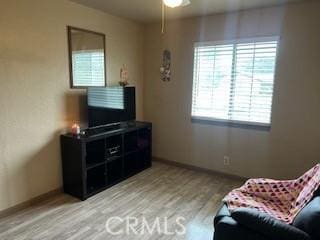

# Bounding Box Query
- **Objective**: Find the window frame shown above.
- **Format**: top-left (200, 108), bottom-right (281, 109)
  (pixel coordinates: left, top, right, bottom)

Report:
top-left (191, 36), bottom-right (279, 129)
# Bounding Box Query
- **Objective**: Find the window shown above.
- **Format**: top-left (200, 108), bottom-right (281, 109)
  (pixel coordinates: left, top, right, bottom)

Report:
top-left (72, 50), bottom-right (105, 87)
top-left (191, 37), bottom-right (278, 127)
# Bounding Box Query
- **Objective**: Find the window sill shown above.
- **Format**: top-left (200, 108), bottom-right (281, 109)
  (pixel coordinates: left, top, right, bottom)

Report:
top-left (191, 116), bottom-right (271, 131)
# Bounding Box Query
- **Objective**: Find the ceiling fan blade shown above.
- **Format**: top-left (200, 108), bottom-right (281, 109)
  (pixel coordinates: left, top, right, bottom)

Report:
top-left (181, 0), bottom-right (191, 6)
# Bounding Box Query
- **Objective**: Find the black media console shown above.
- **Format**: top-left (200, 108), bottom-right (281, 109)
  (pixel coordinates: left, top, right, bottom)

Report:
top-left (60, 121), bottom-right (152, 200)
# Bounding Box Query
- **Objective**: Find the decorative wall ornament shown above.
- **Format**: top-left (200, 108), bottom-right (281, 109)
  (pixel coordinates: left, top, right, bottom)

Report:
top-left (119, 64), bottom-right (129, 86)
top-left (160, 50), bottom-right (171, 82)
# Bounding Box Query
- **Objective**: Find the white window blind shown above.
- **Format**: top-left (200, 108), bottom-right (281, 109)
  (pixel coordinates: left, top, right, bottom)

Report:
top-left (192, 37), bottom-right (279, 126)
top-left (88, 87), bottom-right (124, 110)
top-left (72, 50), bottom-right (105, 87)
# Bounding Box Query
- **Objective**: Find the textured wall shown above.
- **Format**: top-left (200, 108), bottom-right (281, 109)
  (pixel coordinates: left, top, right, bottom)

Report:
top-left (0, 0), bottom-right (144, 211)
top-left (144, 1), bottom-right (320, 179)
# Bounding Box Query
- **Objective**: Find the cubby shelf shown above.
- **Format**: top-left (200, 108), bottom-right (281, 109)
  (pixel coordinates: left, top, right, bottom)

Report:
top-left (61, 121), bottom-right (152, 200)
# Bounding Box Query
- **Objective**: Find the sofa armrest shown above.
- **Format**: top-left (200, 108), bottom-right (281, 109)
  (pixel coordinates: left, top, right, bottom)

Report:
top-left (214, 204), bottom-right (231, 226)
top-left (231, 208), bottom-right (311, 240)
top-left (214, 216), bottom-right (268, 240)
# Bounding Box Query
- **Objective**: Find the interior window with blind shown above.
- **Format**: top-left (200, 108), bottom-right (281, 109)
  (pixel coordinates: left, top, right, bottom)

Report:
top-left (72, 50), bottom-right (105, 87)
top-left (191, 37), bottom-right (279, 126)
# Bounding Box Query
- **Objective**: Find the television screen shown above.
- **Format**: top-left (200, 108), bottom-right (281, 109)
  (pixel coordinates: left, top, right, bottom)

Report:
top-left (87, 87), bottom-right (136, 127)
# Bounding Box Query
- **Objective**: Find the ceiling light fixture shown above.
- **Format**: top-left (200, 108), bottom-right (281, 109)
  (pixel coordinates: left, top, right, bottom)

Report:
top-left (163, 0), bottom-right (183, 8)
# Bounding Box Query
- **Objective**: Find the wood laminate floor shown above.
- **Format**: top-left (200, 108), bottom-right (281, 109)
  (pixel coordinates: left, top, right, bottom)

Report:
top-left (0, 162), bottom-right (243, 240)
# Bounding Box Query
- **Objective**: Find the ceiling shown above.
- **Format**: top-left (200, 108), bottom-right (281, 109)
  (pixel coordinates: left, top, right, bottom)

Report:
top-left (70, 0), bottom-right (305, 23)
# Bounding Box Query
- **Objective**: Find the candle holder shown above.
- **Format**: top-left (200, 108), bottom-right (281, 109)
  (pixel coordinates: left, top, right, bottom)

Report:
top-left (71, 124), bottom-right (80, 135)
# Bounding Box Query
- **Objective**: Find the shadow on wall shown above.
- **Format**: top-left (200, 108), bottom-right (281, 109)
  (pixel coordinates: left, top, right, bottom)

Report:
top-left (24, 130), bottom-right (62, 199)
top-left (21, 130), bottom-right (82, 208)
top-left (3, 130), bottom-right (64, 210)
top-left (3, 92), bottom-right (89, 208)
top-left (0, 155), bottom-right (10, 210)
top-left (64, 91), bottom-right (88, 128)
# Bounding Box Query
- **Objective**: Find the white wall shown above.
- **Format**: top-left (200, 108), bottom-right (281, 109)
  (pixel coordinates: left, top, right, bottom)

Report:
top-left (144, 1), bottom-right (320, 179)
top-left (0, 0), bottom-right (144, 211)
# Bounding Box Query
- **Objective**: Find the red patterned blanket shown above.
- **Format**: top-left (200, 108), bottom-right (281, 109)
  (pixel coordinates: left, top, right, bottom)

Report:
top-left (223, 164), bottom-right (320, 223)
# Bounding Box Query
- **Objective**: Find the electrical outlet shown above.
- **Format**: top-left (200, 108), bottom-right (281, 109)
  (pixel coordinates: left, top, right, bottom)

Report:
top-left (223, 156), bottom-right (230, 165)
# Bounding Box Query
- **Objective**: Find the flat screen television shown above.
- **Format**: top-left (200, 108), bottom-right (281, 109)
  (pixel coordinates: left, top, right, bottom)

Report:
top-left (87, 87), bottom-right (136, 128)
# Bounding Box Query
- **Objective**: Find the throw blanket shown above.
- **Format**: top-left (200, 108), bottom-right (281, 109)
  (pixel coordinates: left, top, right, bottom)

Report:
top-left (223, 164), bottom-right (320, 224)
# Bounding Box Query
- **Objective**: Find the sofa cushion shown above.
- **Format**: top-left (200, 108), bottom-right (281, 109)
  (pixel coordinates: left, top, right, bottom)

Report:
top-left (293, 196), bottom-right (320, 239)
top-left (231, 208), bottom-right (311, 240)
top-left (214, 204), bottom-right (231, 226)
top-left (313, 187), bottom-right (320, 198)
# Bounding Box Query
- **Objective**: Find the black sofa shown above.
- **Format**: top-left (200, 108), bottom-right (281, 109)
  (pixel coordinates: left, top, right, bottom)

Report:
top-left (214, 194), bottom-right (320, 240)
